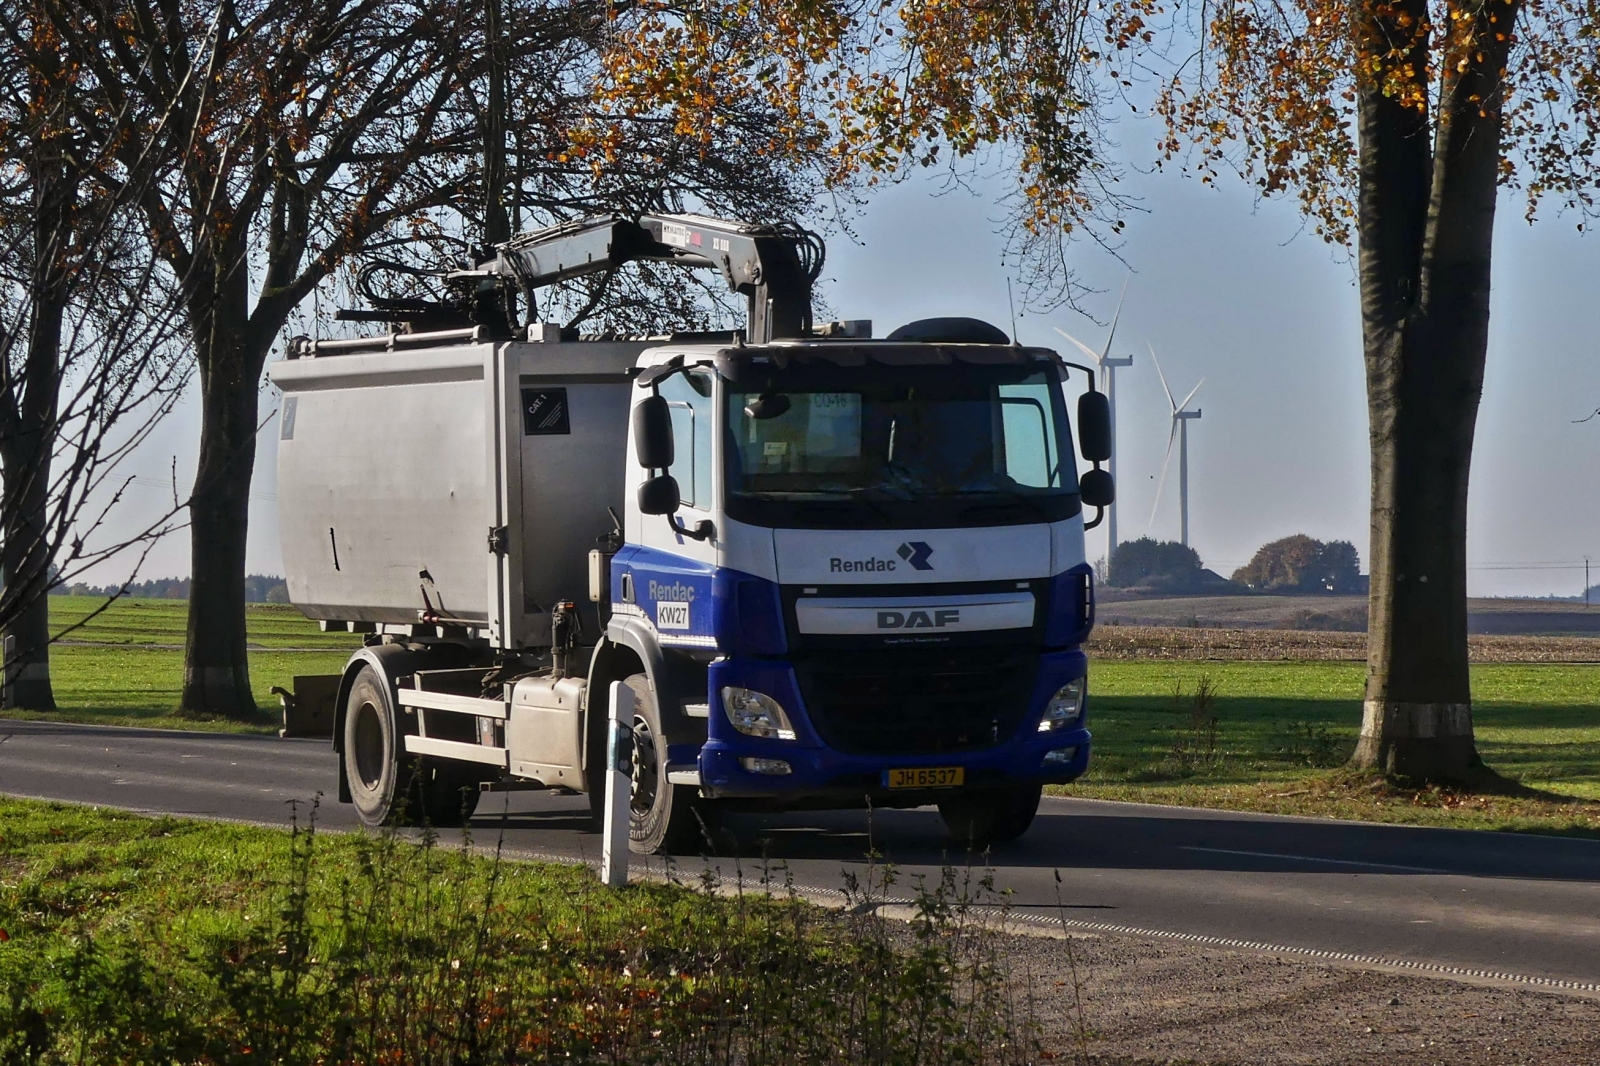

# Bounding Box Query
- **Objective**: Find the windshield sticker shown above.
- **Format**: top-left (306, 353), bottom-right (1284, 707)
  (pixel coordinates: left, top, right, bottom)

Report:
top-left (805, 392), bottom-right (862, 459)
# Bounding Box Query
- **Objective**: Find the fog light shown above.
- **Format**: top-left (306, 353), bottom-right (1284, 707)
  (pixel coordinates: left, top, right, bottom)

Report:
top-left (1038, 678), bottom-right (1085, 731)
top-left (739, 757), bottom-right (792, 776)
top-left (721, 687), bottom-right (797, 740)
top-left (1043, 746), bottom-right (1078, 767)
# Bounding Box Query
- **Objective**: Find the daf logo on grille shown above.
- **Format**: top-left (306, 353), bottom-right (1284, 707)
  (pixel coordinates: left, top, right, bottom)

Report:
top-left (896, 541), bottom-right (934, 571)
top-left (878, 608), bottom-right (959, 629)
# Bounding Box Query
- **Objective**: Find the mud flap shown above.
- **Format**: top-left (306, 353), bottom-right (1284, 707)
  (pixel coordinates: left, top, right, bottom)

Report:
top-left (275, 674), bottom-right (341, 738)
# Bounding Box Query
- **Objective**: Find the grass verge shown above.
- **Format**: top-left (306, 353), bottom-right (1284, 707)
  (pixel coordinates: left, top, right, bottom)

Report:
top-left (0, 796), bottom-right (1040, 1065)
top-left (1057, 660), bottom-right (1600, 837)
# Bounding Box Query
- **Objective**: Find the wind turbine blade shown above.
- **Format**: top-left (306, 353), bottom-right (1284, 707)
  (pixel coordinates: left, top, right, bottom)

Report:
top-left (1101, 276), bottom-right (1129, 360)
top-left (1148, 342), bottom-right (1176, 411)
top-left (1053, 327), bottom-right (1105, 366)
top-left (1177, 379), bottom-right (1205, 412)
top-left (1149, 419), bottom-right (1179, 529)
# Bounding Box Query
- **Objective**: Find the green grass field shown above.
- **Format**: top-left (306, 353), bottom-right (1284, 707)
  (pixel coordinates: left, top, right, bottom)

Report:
top-left (1067, 660), bottom-right (1600, 835)
top-left (49, 595), bottom-right (356, 650)
top-left (3, 597), bottom-right (361, 733)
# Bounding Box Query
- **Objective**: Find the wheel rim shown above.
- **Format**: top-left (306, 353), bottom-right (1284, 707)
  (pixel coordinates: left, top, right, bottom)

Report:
top-left (630, 713), bottom-right (661, 817)
top-left (352, 700), bottom-right (385, 791)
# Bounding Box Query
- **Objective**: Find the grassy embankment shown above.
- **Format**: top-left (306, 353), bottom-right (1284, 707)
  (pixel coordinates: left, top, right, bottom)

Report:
top-left (0, 795), bottom-right (1036, 1064)
top-left (1065, 659), bottom-right (1600, 836)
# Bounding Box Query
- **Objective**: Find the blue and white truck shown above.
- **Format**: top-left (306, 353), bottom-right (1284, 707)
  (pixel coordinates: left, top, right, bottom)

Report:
top-left (270, 213), bottom-right (1114, 852)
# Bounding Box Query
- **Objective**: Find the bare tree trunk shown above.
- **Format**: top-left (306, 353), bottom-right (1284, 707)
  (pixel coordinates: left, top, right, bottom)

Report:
top-left (0, 132), bottom-right (73, 712)
top-left (0, 315), bottom-right (60, 711)
top-left (1350, 0), bottom-right (1517, 780)
top-left (179, 266), bottom-right (262, 718)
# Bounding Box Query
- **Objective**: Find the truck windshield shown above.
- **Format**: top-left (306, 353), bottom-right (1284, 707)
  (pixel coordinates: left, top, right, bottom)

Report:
top-left (724, 364), bottom-right (1080, 529)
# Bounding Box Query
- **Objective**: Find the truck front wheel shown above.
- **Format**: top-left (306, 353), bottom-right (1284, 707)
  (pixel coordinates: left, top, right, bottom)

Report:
top-left (623, 673), bottom-right (704, 855)
top-left (344, 665), bottom-right (411, 827)
top-left (938, 784), bottom-right (1042, 847)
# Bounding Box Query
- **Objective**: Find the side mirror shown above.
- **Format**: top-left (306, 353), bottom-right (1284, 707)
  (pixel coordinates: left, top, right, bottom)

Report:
top-left (633, 395), bottom-right (674, 469)
top-left (1077, 391), bottom-right (1111, 463)
top-left (1080, 468), bottom-right (1114, 509)
top-left (637, 474), bottom-right (680, 516)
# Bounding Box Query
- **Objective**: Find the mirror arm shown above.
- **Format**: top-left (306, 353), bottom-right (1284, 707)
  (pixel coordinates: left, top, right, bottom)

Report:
top-left (667, 514), bottom-right (716, 542)
top-left (1056, 358), bottom-right (1099, 390)
top-left (1083, 503), bottom-right (1106, 531)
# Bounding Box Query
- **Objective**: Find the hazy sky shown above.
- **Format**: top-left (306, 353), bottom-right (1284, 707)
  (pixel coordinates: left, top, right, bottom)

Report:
top-left (100, 148), bottom-right (1600, 599)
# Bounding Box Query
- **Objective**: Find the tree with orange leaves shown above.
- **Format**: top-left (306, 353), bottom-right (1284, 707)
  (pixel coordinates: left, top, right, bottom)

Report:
top-left (596, 0), bottom-right (1600, 782)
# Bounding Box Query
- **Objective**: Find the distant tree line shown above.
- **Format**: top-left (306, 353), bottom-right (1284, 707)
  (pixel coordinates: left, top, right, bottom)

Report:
top-left (1232, 535), bottom-right (1366, 594)
top-left (1106, 534), bottom-right (1367, 595)
top-left (51, 575), bottom-right (288, 604)
top-left (1106, 538), bottom-right (1208, 591)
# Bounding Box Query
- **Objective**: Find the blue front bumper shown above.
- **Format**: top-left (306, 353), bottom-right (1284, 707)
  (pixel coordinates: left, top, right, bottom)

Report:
top-left (695, 649), bottom-right (1092, 807)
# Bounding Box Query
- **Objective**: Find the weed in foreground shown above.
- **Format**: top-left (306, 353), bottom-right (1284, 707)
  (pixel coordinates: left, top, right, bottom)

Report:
top-left (1124, 674), bottom-right (1226, 782)
top-left (1270, 719), bottom-right (1348, 768)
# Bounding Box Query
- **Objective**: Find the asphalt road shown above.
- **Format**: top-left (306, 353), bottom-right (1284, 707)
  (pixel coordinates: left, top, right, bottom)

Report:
top-left (4, 717), bottom-right (1599, 988)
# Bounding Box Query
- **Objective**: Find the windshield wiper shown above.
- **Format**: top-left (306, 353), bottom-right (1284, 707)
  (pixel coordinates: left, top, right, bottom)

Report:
top-left (742, 489), bottom-right (895, 522)
top-left (957, 490), bottom-right (1054, 524)
top-left (838, 488), bottom-right (895, 521)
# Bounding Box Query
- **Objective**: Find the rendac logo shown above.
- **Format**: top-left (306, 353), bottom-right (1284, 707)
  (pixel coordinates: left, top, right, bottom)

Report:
top-left (829, 556), bottom-right (896, 573)
top-left (877, 608), bottom-right (960, 629)
top-left (896, 541), bottom-right (934, 571)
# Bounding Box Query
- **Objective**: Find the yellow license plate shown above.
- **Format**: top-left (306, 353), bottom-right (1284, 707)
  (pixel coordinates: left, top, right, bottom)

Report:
top-left (882, 767), bottom-right (964, 789)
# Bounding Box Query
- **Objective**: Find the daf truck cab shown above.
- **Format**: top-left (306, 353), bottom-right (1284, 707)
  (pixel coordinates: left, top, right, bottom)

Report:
top-left (271, 213), bottom-right (1113, 852)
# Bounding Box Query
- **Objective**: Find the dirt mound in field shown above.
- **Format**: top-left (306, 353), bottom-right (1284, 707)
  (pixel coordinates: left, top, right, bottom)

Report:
top-left (1097, 594), bottom-right (1600, 637)
top-left (1087, 624), bottom-right (1600, 663)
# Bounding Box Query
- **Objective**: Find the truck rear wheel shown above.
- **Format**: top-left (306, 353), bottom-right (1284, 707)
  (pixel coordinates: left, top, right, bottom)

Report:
top-left (623, 673), bottom-right (703, 855)
top-left (344, 664), bottom-right (481, 828)
top-left (411, 762), bottom-right (482, 828)
top-left (938, 784), bottom-right (1042, 847)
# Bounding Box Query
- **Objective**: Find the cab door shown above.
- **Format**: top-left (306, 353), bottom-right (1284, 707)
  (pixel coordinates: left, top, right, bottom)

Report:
top-left (628, 369), bottom-right (720, 647)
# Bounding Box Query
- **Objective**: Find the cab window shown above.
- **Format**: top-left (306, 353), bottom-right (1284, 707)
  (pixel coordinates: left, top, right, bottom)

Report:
top-left (659, 371), bottom-right (714, 509)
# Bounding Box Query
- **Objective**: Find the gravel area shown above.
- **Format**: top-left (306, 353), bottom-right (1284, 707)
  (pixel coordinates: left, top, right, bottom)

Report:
top-left (1085, 625), bottom-right (1600, 663)
top-left (1007, 932), bottom-right (1600, 1064)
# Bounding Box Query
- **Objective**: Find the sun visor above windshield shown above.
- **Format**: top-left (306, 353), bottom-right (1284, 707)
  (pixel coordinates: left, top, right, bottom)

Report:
top-left (712, 343), bottom-right (1064, 383)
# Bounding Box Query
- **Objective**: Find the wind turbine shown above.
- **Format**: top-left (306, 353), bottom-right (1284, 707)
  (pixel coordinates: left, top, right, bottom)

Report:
top-left (1054, 279), bottom-right (1133, 561)
top-left (1148, 344), bottom-right (1203, 548)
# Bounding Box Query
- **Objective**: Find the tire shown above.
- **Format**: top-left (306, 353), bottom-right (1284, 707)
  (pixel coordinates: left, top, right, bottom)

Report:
top-left (622, 673), bottom-right (704, 855)
top-left (411, 762), bottom-right (482, 828)
top-left (938, 784), bottom-right (1042, 848)
top-left (343, 664), bottom-right (412, 827)
top-left (343, 664), bottom-right (481, 828)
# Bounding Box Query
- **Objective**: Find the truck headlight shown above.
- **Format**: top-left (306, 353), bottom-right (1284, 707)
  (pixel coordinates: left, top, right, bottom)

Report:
top-left (1038, 678), bottom-right (1085, 731)
top-left (720, 687), bottom-right (797, 740)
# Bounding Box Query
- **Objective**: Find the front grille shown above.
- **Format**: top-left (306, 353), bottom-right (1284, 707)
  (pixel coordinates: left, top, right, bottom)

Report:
top-left (794, 645), bottom-right (1039, 756)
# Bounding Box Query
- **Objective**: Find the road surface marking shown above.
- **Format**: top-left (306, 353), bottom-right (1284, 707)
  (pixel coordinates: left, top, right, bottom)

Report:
top-left (1181, 846), bottom-right (1448, 875)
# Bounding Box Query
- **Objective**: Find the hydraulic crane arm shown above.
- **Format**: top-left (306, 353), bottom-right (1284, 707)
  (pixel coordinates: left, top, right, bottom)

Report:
top-left (476, 213), bottom-right (822, 342)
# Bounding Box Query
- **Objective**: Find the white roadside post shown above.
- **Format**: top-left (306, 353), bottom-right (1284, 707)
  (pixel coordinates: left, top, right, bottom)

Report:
top-left (602, 680), bottom-right (633, 887)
